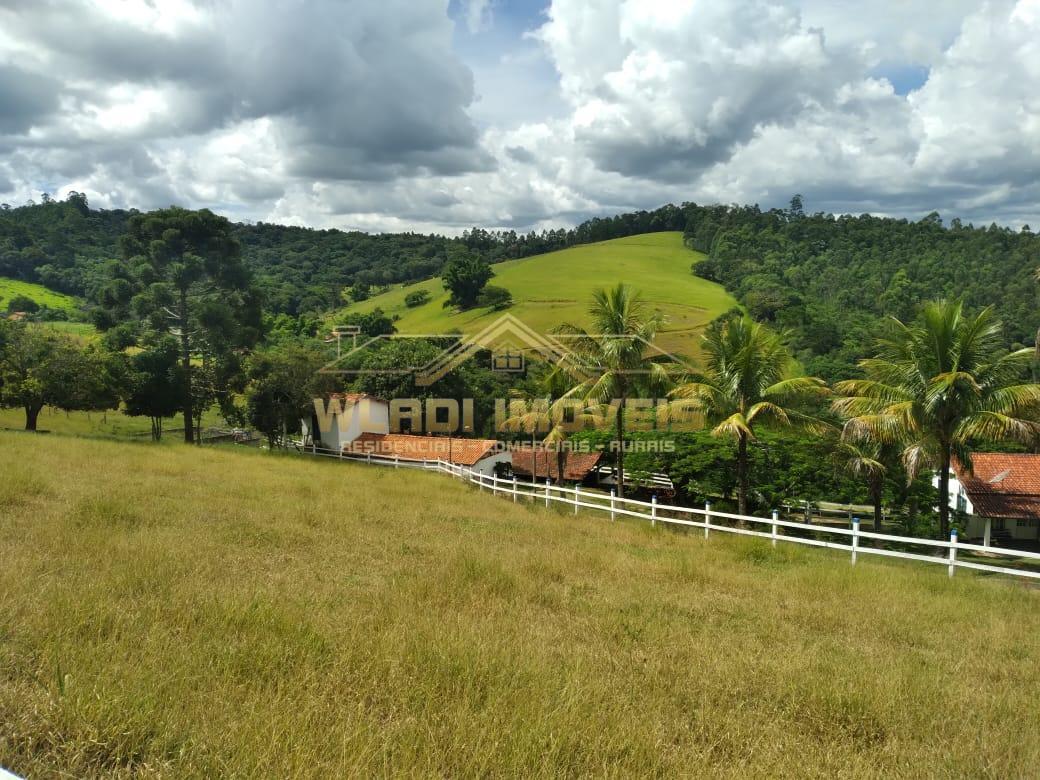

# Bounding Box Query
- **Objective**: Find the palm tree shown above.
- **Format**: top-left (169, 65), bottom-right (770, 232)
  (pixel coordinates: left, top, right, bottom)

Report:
top-left (833, 299), bottom-right (1040, 539)
top-left (556, 284), bottom-right (669, 497)
top-left (500, 385), bottom-right (592, 484)
top-left (669, 315), bottom-right (829, 515)
top-left (834, 440), bottom-right (887, 531)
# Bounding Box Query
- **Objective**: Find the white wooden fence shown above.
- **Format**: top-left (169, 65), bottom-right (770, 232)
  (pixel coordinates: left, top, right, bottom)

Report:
top-left (305, 447), bottom-right (1040, 582)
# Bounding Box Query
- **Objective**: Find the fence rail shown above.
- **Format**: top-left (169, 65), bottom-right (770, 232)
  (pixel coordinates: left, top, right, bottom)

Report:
top-left (306, 447), bottom-right (1040, 582)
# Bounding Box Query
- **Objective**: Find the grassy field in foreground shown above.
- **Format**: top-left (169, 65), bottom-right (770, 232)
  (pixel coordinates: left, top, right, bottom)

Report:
top-left (2, 434), bottom-right (1040, 777)
top-left (0, 277), bottom-right (78, 312)
top-left (338, 233), bottom-right (738, 357)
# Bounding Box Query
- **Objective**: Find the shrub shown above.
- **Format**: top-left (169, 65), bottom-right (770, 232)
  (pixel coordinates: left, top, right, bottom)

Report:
top-left (6, 294), bottom-right (39, 314)
top-left (477, 285), bottom-right (513, 311)
top-left (404, 290), bottom-right (430, 308)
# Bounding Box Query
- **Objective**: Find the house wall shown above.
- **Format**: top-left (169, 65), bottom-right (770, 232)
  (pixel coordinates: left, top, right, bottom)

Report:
top-left (470, 451), bottom-right (512, 477)
top-left (303, 398), bottom-right (390, 450)
top-left (933, 470), bottom-right (975, 515)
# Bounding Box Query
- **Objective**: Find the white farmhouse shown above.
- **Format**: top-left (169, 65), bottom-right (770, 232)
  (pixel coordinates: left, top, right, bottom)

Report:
top-left (302, 394), bottom-right (510, 477)
top-left (934, 453), bottom-right (1040, 547)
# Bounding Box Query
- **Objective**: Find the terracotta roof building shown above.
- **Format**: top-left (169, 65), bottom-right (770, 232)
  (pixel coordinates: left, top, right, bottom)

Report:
top-left (346, 432), bottom-right (503, 467)
top-left (511, 449), bottom-right (602, 482)
top-left (946, 454), bottom-right (1040, 545)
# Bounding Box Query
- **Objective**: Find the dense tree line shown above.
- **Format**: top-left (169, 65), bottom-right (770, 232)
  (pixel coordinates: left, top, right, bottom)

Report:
top-left (0, 195), bottom-right (686, 317)
top-left (686, 198), bottom-right (1040, 380)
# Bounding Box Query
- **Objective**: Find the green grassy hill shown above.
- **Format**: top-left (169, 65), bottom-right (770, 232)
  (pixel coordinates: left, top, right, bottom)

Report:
top-left (340, 232), bottom-right (737, 357)
top-left (2, 433), bottom-right (1040, 776)
top-left (0, 277), bottom-right (78, 312)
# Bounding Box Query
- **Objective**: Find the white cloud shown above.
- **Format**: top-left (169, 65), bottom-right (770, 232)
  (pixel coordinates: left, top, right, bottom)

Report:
top-left (463, 0), bottom-right (495, 33)
top-left (0, 0), bottom-right (1038, 231)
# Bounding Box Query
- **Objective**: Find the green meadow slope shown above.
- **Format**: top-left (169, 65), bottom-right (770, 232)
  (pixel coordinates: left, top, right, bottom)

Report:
top-left (0, 277), bottom-right (78, 312)
top-left (2, 433), bottom-right (1040, 776)
top-left (340, 232), bottom-right (737, 357)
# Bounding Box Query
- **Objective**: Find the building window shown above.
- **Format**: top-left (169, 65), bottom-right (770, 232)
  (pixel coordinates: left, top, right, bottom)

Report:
top-left (1017, 518), bottom-right (1039, 529)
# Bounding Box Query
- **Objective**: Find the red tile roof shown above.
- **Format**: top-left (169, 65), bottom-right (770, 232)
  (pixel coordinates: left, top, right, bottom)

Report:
top-left (329, 392), bottom-right (387, 404)
top-left (511, 449), bottom-right (602, 481)
top-left (345, 433), bottom-right (501, 466)
top-left (953, 454), bottom-right (1040, 520)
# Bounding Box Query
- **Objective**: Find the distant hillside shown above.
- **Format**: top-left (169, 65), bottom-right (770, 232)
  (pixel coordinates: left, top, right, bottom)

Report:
top-left (0, 277), bottom-right (78, 312)
top-left (3, 195), bottom-right (1037, 378)
top-left (338, 233), bottom-right (738, 357)
top-left (684, 203), bottom-right (1040, 380)
top-left (0, 196), bottom-right (688, 316)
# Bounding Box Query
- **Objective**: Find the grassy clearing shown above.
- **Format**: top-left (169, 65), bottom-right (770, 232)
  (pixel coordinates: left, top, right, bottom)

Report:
top-left (0, 406), bottom-right (224, 439)
top-left (2, 433), bottom-right (1040, 777)
top-left (0, 277), bottom-right (78, 312)
top-left (339, 233), bottom-right (738, 357)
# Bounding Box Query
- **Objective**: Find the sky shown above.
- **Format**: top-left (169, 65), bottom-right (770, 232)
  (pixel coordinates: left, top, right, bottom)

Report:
top-left (0, 0), bottom-right (1038, 234)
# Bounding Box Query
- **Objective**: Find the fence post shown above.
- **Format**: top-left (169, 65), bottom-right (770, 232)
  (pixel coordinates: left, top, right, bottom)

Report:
top-left (704, 501), bottom-right (711, 539)
top-left (394, 455), bottom-right (399, 469)
top-left (651, 495), bottom-right (657, 528)
top-left (545, 478), bottom-right (551, 508)
top-left (339, 447), bottom-right (344, 460)
top-left (610, 489), bottom-right (616, 521)
top-left (574, 485), bottom-right (580, 515)
top-left (366, 452), bottom-right (371, 464)
top-left (771, 509), bottom-right (779, 548)
top-left (851, 517), bottom-right (859, 565)
top-left (513, 476), bottom-right (518, 503)
top-left (948, 528), bottom-right (958, 578)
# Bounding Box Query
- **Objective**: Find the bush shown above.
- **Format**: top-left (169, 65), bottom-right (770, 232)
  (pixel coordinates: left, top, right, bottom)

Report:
top-left (6, 295), bottom-right (39, 314)
top-left (404, 290), bottom-right (430, 308)
top-left (477, 285), bottom-right (513, 311)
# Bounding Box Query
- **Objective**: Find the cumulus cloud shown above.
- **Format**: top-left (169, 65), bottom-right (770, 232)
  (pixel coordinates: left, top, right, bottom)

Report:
top-left (0, 0), bottom-right (1038, 231)
top-left (0, 0), bottom-right (488, 210)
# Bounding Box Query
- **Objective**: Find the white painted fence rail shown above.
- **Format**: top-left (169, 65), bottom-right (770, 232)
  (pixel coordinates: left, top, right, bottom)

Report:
top-left (306, 447), bottom-right (1040, 582)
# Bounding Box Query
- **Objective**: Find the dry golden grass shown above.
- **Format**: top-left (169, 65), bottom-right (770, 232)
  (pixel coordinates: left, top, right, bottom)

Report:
top-left (2, 431), bottom-right (1040, 777)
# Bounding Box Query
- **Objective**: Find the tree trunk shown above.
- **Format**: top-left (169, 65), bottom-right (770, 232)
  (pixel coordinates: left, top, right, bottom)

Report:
top-left (737, 431), bottom-right (749, 516)
top-left (615, 393), bottom-right (626, 499)
top-left (556, 442), bottom-right (566, 485)
top-left (938, 446), bottom-right (951, 539)
top-left (871, 478), bottom-right (883, 532)
top-left (24, 404), bottom-right (41, 431)
top-left (179, 288), bottom-right (194, 444)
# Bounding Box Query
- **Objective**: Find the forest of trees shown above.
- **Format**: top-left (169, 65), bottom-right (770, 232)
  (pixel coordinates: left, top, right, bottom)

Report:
top-left (686, 198), bottom-right (1040, 380)
top-left (0, 195), bottom-right (686, 316)
top-left (3, 191), bottom-right (1038, 388)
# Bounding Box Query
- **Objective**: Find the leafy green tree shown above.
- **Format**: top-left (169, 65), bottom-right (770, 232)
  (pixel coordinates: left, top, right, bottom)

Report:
top-left (0, 324), bottom-right (120, 430)
top-left (6, 294), bottom-right (39, 314)
top-left (96, 207), bottom-right (261, 443)
top-left (246, 345), bottom-right (326, 449)
top-left (342, 308), bottom-right (396, 337)
top-left (557, 284), bottom-right (669, 497)
top-left (404, 289), bottom-right (430, 308)
top-left (669, 316), bottom-right (829, 515)
top-left (477, 285), bottom-right (513, 311)
top-left (833, 300), bottom-right (1040, 538)
top-left (348, 282), bottom-right (371, 303)
top-left (123, 339), bottom-right (183, 441)
top-left (442, 250), bottom-right (493, 310)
